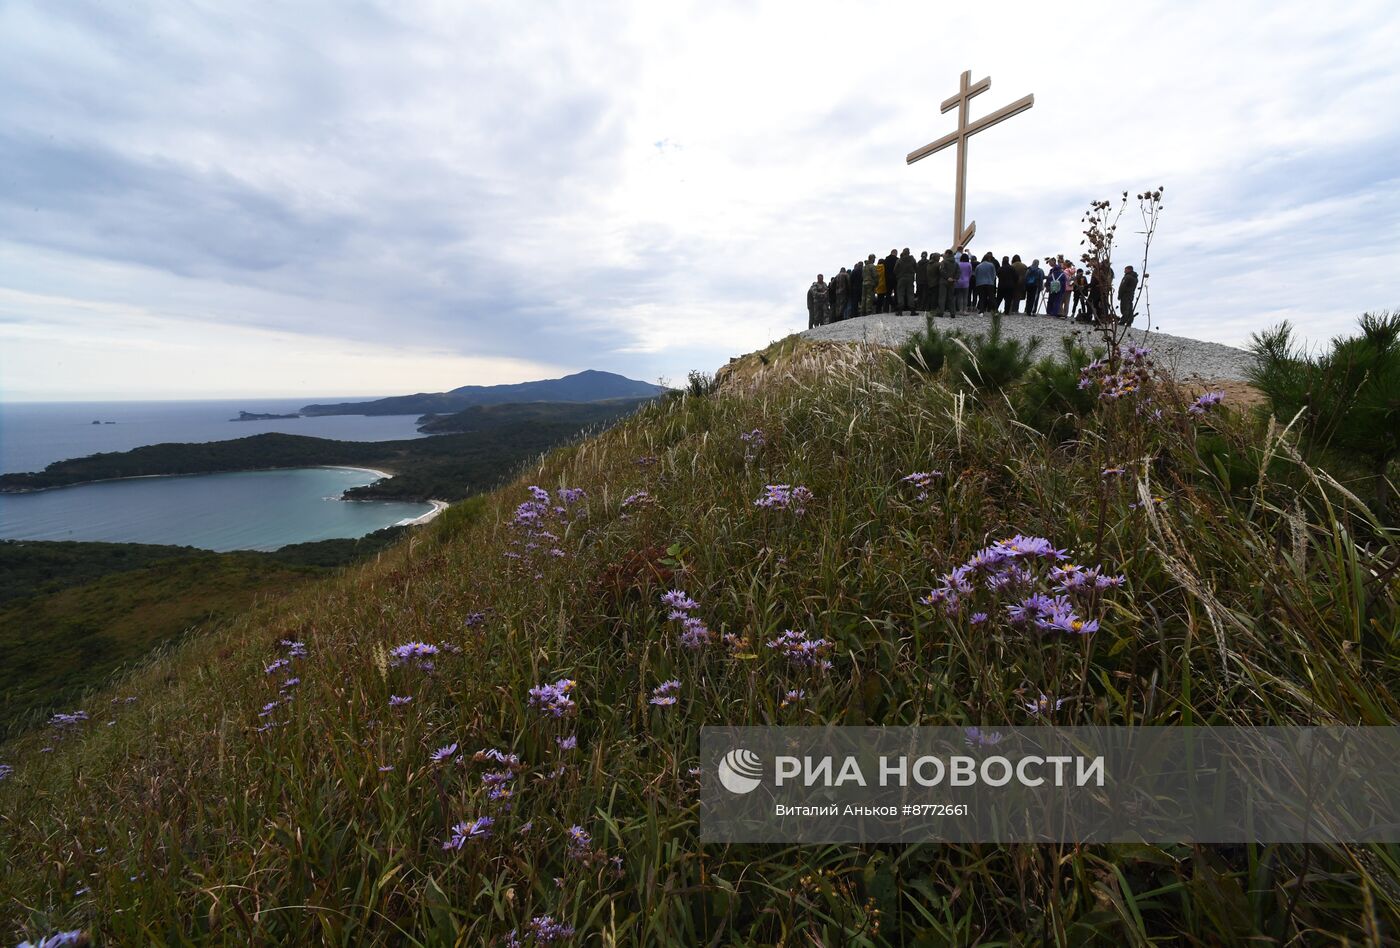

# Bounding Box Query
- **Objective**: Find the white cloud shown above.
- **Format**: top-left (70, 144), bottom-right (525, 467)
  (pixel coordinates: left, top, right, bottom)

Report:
top-left (1, 0), bottom-right (1398, 398)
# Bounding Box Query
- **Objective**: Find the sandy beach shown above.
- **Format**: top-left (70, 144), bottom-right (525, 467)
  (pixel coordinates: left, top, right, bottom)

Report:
top-left (399, 499), bottom-right (449, 526)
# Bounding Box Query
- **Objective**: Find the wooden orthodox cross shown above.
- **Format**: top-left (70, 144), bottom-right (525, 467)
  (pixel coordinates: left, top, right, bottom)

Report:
top-left (907, 70), bottom-right (1034, 250)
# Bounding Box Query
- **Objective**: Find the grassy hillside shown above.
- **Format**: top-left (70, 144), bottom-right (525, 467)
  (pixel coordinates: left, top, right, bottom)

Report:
top-left (0, 554), bottom-right (325, 739)
top-left (2, 343), bottom-right (1398, 944)
top-left (0, 532), bottom-right (415, 738)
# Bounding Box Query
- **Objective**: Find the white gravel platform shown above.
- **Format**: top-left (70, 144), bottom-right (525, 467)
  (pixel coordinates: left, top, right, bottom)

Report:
top-left (802, 312), bottom-right (1256, 382)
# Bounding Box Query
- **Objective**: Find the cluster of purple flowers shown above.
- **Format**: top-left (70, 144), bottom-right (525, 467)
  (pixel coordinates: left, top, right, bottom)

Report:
top-left (920, 535), bottom-right (1122, 637)
top-left (619, 490), bottom-right (655, 514)
top-left (1080, 344), bottom-right (1155, 402)
top-left (754, 484), bottom-right (813, 515)
top-left (506, 915), bottom-right (575, 946)
top-left (17, 932), bottom-right (87, 948)
top-left (473, 747), bottom-right (524, 802)
top-left (649, 680), bottom-right (681, 706)
top-left (740, 427), bottom-right (767, 461)
top-left (766, 629), bottom-right (833, 670)
top-left (565, 824), bottom-right (592, 857)
top-left (48, 711), bottom-right (89, 730)
top-left (964, 727), bottom-right (1005, 748)
top-left (900, 471), bottom-right (944, 501)
top-left (505, 486), bottom-right (584, 571)
top-left (264, 638), bottom-right (307, 680)
top-left (528, 679), bottom-right (577, 718)
top-left (661, 589), bottom-right (712, 649)
top-left (389, 641), bottom-right (440, 672)
top-left (442, 816), bottom-right (494, 850)
top-left (1188, 390), bottom-right (1225, 416)
top-left (1025, 693), bottom-right (1066, 716)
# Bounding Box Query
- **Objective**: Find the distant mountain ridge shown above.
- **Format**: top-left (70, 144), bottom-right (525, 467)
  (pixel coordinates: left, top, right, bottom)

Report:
top-left (300, 370), bottom-right (668, 417)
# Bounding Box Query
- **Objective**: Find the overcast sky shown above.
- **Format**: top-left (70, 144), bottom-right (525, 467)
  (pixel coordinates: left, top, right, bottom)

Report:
top-left (2, 0), bottom-right (1398, 400)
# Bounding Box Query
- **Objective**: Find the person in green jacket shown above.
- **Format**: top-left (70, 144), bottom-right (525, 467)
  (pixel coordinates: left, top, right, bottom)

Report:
top-left (1118, 266), bottom-right (1139, 326)
top-left (937, 249), bottom-right (960, 318)
top-left (861, 254), bottom-right (878, 317)
top-left (894, 248), bottom-right (917, 315)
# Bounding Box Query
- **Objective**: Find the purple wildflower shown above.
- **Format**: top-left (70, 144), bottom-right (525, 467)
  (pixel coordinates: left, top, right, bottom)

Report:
top-left (566, 824), bottom-right (592, 856)
top-left (389, 695), bottom-right (413, 707)
top-left (754, 484), bottom-right (813, 514)
top-left (264, 658), bottom-right (289, 675)
top-left (900, 471), bottom-right (944, 500)
top-left (767, 629), bottom-right (833, 669)
top-left (389, 641), bottom-right (440, 669)
top-left (620, 490), bottom-right (654, 511)
top-left (528, 678), bottom-right (577, 717)
top-left (649, 680), bottom-right (681, 706)
top-left (280, 677), bottom-right (300, 692)
top-left (474, 747), bottom-right (523, 768)
top-left (281, 640), bottom-right (308, 658)
top-left (378, 765), bottom-right (395, 772)
top-left (430, 742), bottom-right (460, 764)
top-left (741, 428), bottom-right (767, 461)
top-left (660, 589), bottom-right (699, 612)
top-left (1188, 390), bottom-right (1225, 416)
top-left (557, 735), bottom-right (577, 750)
top-left (463, 610), bottom-right (490, 629)
top-left (678, 615), bottom-right (712, 649)
top-left (780, 689), bottom-right (806, 708)
top-left (0, 763), bottom-right (12, 781)
top-left (443, 816), bottom-right (495, 850)
top-left (48, 711), bottom-right (89, 732)
top-left (1101, 466), bottom-right (1125, 478)
top-left (1025, 694), bottom-right (1067, 716)
top-left (969, 611), bottom-right (989, 625)
top-left (506, 915), bottom-right (575, 946)
top-left (17, 932), bottom-right (88, 948)
top-left (964, 726), bottom-right (1005, 748)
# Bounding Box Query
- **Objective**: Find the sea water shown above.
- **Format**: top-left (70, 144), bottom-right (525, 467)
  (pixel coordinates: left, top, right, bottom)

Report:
top-left (0, 398), bottom-right (428, 474)
top-left (0, 467), bottom-right (433, 552)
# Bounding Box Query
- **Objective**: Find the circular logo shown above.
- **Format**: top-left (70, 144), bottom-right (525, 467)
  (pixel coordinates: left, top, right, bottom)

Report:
top-left (717, 748), bottom-right (763, 794)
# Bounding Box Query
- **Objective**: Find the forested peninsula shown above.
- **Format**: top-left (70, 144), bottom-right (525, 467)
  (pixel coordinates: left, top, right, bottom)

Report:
top-left (0, 400), bottom-right (649, 502)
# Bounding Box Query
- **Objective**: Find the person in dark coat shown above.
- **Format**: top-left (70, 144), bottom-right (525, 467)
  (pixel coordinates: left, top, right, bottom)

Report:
top-left (1024, 259), bottom-right (1045, 315)
top-left (850, 259), bottom-right (864, 318)
top-left (998, 255), bottom-right (1017, 315)
top-left (807, 274), bottom-right (829, 327)
top-left (938, 249), bottom-right (959, 318)
top-left (1046, 261), bottom-right (1067, 317)
top-left (829, 268), bottom-right (849, 322)
top-left (1011, 255), bottom-right (1028, 313)
top-left (895, 248), bottom-right (917, 315)
top-left (915, 252), bottom-right (930, 312)
top-left (882, 249), bottom-right (899, 313)
top-left (1118, 265), bottom-right (1139, 325)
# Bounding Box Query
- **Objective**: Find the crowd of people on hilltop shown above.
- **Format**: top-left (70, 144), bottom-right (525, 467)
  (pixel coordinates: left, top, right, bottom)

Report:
top-left (806, 247), bottom-right (1138, 329)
